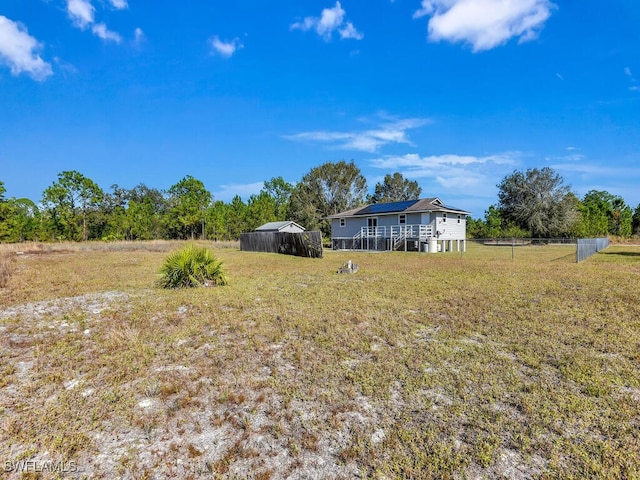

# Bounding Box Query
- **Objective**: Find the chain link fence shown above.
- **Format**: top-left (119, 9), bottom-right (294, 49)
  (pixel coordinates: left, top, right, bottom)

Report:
top-left (576, 237), bottom-right (610, 263)
top-left (469, 237), bottom-right (610, 263)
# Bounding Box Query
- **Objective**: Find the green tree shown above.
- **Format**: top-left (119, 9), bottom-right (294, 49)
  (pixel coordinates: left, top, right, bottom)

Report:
top-left (610, 196), bottom-right (633, 237)
top-left (42, 171), bottom-right (104, 241)
top-left (10, 198), bottom-right (39, 242)
top-left (207, 201), bottom-right (231, 241)
top-left (166, 175), bottom-right (211, 240)
top-left (262, 176), bottom-right (293, 219)
top-left (483, 205), bottom-right (504, 238)
top-left (465, 216), bottom-right (484, 238)
top-left (226, 195), bottom-right (248, 240)
top-left (369, 172), bottom-right (422, 203)
top-left (633, 204), bottom-right (640, 237)
top-left (289, 160), bottom-right (367, 237)
top-left (0, 182), bottom-right (16, 242)
top-left (497, 167), bottom-right (578, 237)
top-left (127, 184), bottom-right (168, 239)
top-left (97, 185), bottom-right (128, 240)
top-left (578, 191), bottom-right (632, 237)
top-left (245, 191), bottom-right (277, 231)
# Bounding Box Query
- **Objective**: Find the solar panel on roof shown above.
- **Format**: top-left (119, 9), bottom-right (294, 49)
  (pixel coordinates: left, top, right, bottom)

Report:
top-left (356, 199), bottom-right (418, 215)
top-left (441, 204), bottom-right (467, 212)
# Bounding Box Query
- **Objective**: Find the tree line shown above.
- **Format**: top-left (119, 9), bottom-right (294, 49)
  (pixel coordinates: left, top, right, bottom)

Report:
top-left (0, 161), bottom-right (420, 243)
top-left (468, 167), bottom-right (640, 239)
top-left (1, 163), bottom-right (639, 243)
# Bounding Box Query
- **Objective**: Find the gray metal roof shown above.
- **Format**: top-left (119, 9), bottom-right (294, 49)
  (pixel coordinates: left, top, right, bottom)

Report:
top-left (328, 198), bottom-right (471, 218)
top-left (255, 221), bottom-right (305, 232)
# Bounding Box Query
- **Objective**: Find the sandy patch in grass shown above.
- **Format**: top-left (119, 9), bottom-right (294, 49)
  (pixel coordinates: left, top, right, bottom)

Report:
top-left (0, 291), bottom-right (129, 322)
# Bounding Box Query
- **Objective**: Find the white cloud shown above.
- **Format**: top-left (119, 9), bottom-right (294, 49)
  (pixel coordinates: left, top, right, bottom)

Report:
top-left (92, 23), bottom-right (121, 43)
top-left (318, 2), bottom-right (346, 38)
top-left (291, 2), bottom-right (363, 41)
top-left (285, 117), bottom-right (429, 153)
top-left (0, 16), bottom-right (53, 81)
top-left (66, 0), bottom-right (124, 43)
top-left (67, 0), bottom-right (95, 28)
top-left (544, 152), bottom-right (585, 163)
top-left (213, 182), bottom-right (264, 202)
top-left (134, 27), bottom-right (145, 45)
top-left (108, 0), bottom-right (128, 9)
top-left (209, 36), bottom-right (243, 58)
top-left (414, 0), bottom-right (555, 52)
top-left (369, 152), bottom-right (520, 190)
top-left (53, 56), bottom-right (78, 75)
top-left (371, 152), bottom-right (519, 169)
top-left (624, 67), bottom-right (638, 91)
top-left (340, 22), bottom-right (364, 40)
top-left (552, 162), bottom-right (640, 177)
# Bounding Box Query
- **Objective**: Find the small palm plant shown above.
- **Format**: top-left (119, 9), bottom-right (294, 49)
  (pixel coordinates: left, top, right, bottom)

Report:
top-left (158, 245), bottom-right (228, 288)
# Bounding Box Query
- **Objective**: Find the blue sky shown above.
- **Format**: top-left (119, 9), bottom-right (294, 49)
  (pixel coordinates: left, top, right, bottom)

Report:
top-left (1, 1), bottom-right (639, 217)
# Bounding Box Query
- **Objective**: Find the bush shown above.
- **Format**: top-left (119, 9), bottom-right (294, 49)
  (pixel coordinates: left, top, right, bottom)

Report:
top-left (0, 253), bottom-right (16, 288)
top-left (158, 245), bottom-right (228, 289)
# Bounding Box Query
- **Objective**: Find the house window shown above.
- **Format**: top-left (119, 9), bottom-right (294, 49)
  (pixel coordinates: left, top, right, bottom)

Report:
top-left (457, 215), bottom-right (461, 224)
top-left (399, 214), bottom-right (406, 224)
top-left (442, 213), bottom-right (447, 223)
top-left (340, 218), bottom-right (346, 227)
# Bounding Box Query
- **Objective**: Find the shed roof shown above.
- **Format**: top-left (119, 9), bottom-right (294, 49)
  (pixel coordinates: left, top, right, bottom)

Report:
top-left (255, 221), bottom-right (305, 232)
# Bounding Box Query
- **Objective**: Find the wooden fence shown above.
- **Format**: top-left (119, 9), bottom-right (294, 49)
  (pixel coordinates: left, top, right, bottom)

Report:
top-left (240, 231), bottom-right (323, 258)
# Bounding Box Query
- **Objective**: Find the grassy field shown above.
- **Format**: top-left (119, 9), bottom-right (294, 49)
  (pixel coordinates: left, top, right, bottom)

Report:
top-left (0, 241), bottom-right (639, 479)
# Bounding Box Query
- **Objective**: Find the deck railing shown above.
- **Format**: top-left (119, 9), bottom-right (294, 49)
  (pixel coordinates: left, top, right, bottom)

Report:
top-left (357, 224), bottom-right (434, 241)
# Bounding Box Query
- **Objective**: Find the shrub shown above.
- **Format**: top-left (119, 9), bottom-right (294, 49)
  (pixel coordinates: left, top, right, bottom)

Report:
top-left (158, 245), bottom-right (228, 288)
top-left (0, 253), bottom-right (16, 288)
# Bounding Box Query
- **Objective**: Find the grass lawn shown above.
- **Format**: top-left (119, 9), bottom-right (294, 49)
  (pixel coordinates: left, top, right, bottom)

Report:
top-left (0, 241), bottom-right (639, 479)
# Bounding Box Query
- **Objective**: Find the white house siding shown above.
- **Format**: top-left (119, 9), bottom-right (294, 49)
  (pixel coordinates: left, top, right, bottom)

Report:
top-left (433, 213), bottom-right (466, 240)
top-left (279, 225), bottom-right (305, 233)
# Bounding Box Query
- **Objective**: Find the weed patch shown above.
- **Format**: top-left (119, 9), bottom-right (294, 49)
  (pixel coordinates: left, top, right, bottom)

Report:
top-left (0, 253), bottom-right (15, 288)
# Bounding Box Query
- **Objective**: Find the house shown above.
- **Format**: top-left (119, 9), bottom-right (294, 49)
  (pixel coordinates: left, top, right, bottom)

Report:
top-left (255, 221), bottom-right (305, 234)
top-left (328, 198), bottom-right (471, 253)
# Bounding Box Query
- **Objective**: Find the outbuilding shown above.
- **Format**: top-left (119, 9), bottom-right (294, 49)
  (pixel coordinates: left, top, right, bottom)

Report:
top-left (240, 221), bottom-right (322, 258)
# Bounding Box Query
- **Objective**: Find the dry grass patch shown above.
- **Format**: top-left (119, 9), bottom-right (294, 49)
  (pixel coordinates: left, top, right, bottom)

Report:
top-left (0, 252), bottom-right (16, 288)
top-left (0, 242), bottom-right (639, 478)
